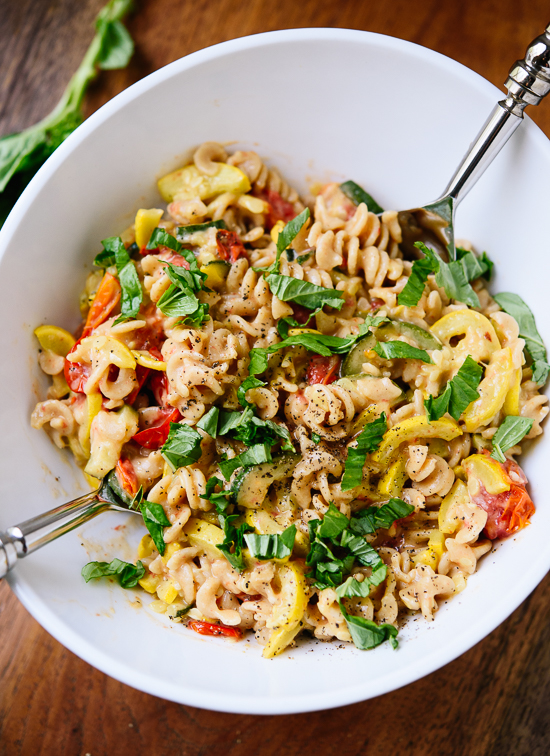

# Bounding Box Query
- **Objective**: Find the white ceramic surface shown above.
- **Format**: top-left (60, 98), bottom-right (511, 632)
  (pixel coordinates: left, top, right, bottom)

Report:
top-left (1, 28), bottom-right (549, 715)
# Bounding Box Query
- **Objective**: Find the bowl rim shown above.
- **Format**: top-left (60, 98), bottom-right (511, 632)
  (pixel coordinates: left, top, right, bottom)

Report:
top-left (3, 26), bottom-right (550, 714)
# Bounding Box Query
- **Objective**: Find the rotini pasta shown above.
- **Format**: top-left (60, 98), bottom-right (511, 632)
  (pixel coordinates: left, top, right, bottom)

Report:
top-left (32, 142), bottom-right (547, 659)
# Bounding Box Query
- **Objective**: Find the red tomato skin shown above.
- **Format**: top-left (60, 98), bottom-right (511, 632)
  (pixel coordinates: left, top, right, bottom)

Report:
top-left (149, 372), bottom-right (170, 407)
top-left (132, 407), bottom-right (180, 449)
top-left (82, 272), bottom-right (121, 338)
top-left (187, 620), bottom-right (242, 639)
top-left (470, 459), bottom-right (535, 540)
top-left (216, 230), bottom-right (246, 263)
top-left (254, 188), bottom-right (296, 228)
top-left (306, 355), bottom-right (341, 385)
top-left (64, 339), bottom-right (91, 393)
top-left (126, 364), bottom-right (150, 406)
top-left (115, 458), bottom-right (139, 497)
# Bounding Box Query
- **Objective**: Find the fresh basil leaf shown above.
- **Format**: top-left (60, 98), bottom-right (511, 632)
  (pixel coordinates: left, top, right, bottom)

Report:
top-left (341, 413), bottom-right (387, 491)
top-left (0, 0), bottom-right (134, 225)
top-left (339, 602), bottom-right (398, 650)
top-left (140, 501), bottom-right (171, 556)
top-left (177, 220), bottom-right (227, 238)
top-left (339, 180), bottom-right (384, 214)
top-left (335, 563), bottom-right (387, 599)
top-left (297, 250), bottom-right (314, 264)
top-left (350, 498), bottom-right (414, 535)
top-left (147, 227), bottom-right (182, 252)
top-left (317, 502), bottom-right (350, 539)
top-left (200, 476), bottom-right (234, 511)
top-left (217, 516), bottom-right (253, 571)
top-left (114, 244), bottom-right (142, 323)
top-left (424, 355), bottom-right (483, 421)
top-left (373, 340), bottom-right (433, 363)
top-left (276, 207), bottom-right (311, 254)
top-left (238, 376), bottom-right (266, 408)
top-left (218, 444), bottom-right (272, 480)
top-left (266, 274), bottom-right (344, 311)
top-left (456, 247), bottom-right (494, 282)
top-left (244, 525), bottom-right (296, 560)
top-left (164, 260), bottom-right (205, 293)
top-left (276, 308), bottom-right (320, 339)
top-left (491, 416), bottom-right (534, 462)
top-left (81, 557), bottom-right (145, 588)
top-left (157, 284), bottom-right (203, 317)
top-left (433, 254), bottom-right (480, 308)
top-left (94, 235), bottom-right (119, 267)
top-left (494, 292), bottom-right (550, 386)
top-left (161, 422), bottom-right (203, 471)
top-left (397, 257), bottom-right (433, 307)
top-left (311, 432), bottom-right (321, 444)
top-left (196, 406), bottom-right (219, 436)
top-left (175, 603), bottom-right (194, 618)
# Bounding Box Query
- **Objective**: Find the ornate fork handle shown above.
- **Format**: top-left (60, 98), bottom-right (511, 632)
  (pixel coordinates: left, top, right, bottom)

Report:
top-left (440, 23), bottom-right (550, 206)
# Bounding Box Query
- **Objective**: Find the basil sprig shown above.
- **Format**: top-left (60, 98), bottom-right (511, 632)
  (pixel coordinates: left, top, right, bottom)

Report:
top-left (161, 422), bottom-right (203, 471)
top-left (425, 356), bottom-right (483, 421)
top-left (494, 292), bottom-right (549, 386)
top-left (244, 525), bottom-right (297, 561)
top-left (491, 416), bottom-right (534, 462)
top-left (341, 413), bottom-right (387, 491)
top-left (0, 0), bottom-right (134, 228)
top-left (339, 180), bottom-right (384, 215)
top-left (81, 558), bottom-right (145, 589)
top-left (398, 242), bottom-right (479, 308)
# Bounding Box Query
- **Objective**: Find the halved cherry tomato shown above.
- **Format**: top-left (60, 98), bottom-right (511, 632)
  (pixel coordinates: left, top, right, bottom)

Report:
top-left (149, 372), bottom-right (170, 407)
top-left (470, 458), bottom-right (535, 540)
top-left (216, 229), bottom-right (246, 263)
top-left (187, 620), bottom-right (243, 639)
top-left (160, 249), bottom-right (190, 268)
top-left (115, 458), bottom-right (139, 497)
top-left (306, 355), bottom-right (341, 385)
top-left (291, 304), bottom-right (312, 325)
top-left (82, 272), bottom-right (121, 338)
top-left (64, 338), bottom-right (91, 393)
top-left (255, 188), bottom-right (296, 228)
top-left (132, 407), bottom-right (180, 449)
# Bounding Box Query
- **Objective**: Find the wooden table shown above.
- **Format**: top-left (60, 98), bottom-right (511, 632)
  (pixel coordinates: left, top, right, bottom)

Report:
top-left (1, 1), bottom-right (549, 753)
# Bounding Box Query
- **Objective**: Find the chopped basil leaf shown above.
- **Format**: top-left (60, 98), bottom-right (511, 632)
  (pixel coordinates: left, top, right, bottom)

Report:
top-left (175, 603), bottom-right (194, 618)
top-left (176, 220), bottom-right (227, 239)
top-left (297, 250), bottom-right (314, 264)
top-left (217, 515), bottom-right (253, 571)
top-left (99, 236), bottom-right (142, 324)
top-left (311, 432), bottom-right (321, 444)
top-left (238, 376), bottom-right (266, 407)
top-left (335, 563), bottom-right (387, 600)
top-left (277, 309), bottom-right (321, 338)
top-left (81, 558), bottom-right (145, 589)
top-left (349, 498), bottom-right (414, 535)
top-left (266, 274), bottom-right (344, 311)
top-left (244, 524), bottom-right (296, 560)
top-left (341, 413), bottom-right (387, 491)
top-left (397, 242), bottom-right (479, 308)
top-left (317, 502), bottom-right (350, 539)
top-left (196, 406), bottom-right (219, 436)
top-left (424, 356), bottom-right (483, 421)
top-left (201, 476), bottom-right (234, 512)
top-left (373, 340), bottom-right (433, 363)
top-left (140, 501), bottom-right (171, 556)
top-left (338, 601), bottom-right (398, 650)
top-left (218, 443), bottom-right (272, 480)
top-left (156, 259), bottom-right (209, 326)
top-left (161, 422), bottom-right (203, 471)
top-left (147, 227), bottom-right (182, 252)
top-left (248, 325), bottom-right (373, 376)
top-left (397, 257), bottom-right (434, 307)
top-left (276, 207), bottom-right (311, 255)
top-left (339, 180), bottom-right (384, 214)
top-left (456, 247), bottom-right (493, 282)
top-left (491, 416), bottom-right (534, 462)
top-left (494, 292), bottom-right (549, 386)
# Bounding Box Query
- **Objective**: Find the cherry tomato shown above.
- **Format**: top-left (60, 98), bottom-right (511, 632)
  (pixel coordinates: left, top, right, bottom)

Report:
top-left (132, 407), bottom-right (180, 449)
top-left (257, 188), bottom-right (296, 227)
top-left (187, 620), bottom-right (243, 639)
top-left (216, 229), bottom-right (246, 263)
top-left (290, 304), bottom-right (312, 325)
top-left (126, 364), bottom-right (150, 406)
top-left (82, 272), bottom-right (121, 338)
top-left (306, 355), bottom-right (341, 385)
top-left (116, 458), bottom-right (139, 497)
top-left (149, 372), bottom-right (170, 407)
top-left (159, 249), bottom-right (190, 268)
top-left (63, 338), bottom-right (91, 393)
top-left (471, 458), bottom-right (535, 540)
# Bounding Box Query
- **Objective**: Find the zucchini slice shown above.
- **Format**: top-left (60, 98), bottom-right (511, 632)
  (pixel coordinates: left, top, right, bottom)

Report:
top-left (232, 454), bottom-right (301, 509)
top-left (341, 321), bottom-right (441, 377)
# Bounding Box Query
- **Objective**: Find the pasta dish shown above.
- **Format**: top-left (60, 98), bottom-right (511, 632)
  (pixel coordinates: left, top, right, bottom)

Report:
top-left (31, 142), bottom-right (548, 657)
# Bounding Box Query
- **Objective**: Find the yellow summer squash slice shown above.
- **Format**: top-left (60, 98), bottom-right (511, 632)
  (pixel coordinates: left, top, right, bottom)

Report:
top-left (134, 208), bottom-right (163, 248)
top-left (263, 562), bottom-right (309, 659)
top-left (462, 454), bottom-right (510, 495)
top-left (183, 518), bottom-right (224, 560)
top-left (34, 325), bottom-right (75, 356)
top-left (158, 163), bottom-right (251, 202)
top-left (372, 416), bottom-right (462, 467)
top-left (430, 310), bottom-right (501, 364)
top-left (462, 348), bottom-right (514, 432)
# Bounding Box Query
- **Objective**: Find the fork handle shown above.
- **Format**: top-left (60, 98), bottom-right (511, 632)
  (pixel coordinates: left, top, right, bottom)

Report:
top-left (441, 23), bottom-right (550, 205)
top-left (0, 490), bottom-right (106, 578)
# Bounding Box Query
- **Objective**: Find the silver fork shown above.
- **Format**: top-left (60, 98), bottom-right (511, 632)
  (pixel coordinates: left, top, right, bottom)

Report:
top-left (397, 23), bottom-right (550, 260)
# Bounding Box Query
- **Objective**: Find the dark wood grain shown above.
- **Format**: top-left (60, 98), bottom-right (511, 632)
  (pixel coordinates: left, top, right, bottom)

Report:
top-left (1, 1), bottom-right (550, 754)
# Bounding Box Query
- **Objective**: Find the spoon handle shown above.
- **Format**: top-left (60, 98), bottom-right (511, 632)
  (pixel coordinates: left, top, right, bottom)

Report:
top-left (0, 490), bottom-right (107, 578)
top-left (441, 23), bottom-right (550, 205)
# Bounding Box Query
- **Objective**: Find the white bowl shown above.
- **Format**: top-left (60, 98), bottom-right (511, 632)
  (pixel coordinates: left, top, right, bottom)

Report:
top-left (1, 28), bottom-right (549, 715)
